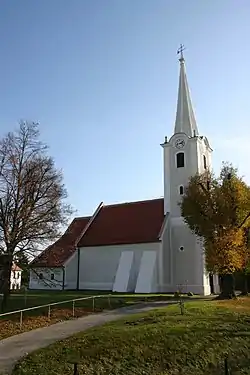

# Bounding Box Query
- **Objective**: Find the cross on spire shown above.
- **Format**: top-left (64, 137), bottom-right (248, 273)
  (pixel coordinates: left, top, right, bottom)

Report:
top-left (177, 44), bottom-right (185, 61)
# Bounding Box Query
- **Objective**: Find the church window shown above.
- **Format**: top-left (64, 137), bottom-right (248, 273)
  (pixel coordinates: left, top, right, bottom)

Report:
top-left (179, 186), bottom-right (184, 195)
top-left (51, 273), bottom-right (55, 280)
top-left (39, 273), bottom-right (43, 280)
top-left (179, 246), bottom-right (184, 251)
top-left (176, 152), bottom-right (185, 168)
top-left (203, 155), bottom-right (207, 169)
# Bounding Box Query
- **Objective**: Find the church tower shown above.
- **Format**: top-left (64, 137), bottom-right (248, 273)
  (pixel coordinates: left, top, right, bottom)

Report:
top-left (161, 46), bottom-right (213, 295)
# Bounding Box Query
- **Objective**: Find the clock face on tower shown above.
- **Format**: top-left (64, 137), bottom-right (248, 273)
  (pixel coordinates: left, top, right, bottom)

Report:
top-left (175, 138), bottom-right (185, 149)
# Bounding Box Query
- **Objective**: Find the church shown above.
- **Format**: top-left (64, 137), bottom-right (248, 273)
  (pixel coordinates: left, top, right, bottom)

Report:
top-left (29, 50), bottom-right (219, 295)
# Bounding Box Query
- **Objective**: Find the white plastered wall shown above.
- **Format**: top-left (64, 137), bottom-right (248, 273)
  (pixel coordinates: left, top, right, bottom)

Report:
top-left (78, 242), bottom-right (160, 291)
top-left (64, 251), bottom-right (78, 290)
top-left (10, 270), bottom-right (22, 290)
top-left (29, 267), bottom-right (64, 290)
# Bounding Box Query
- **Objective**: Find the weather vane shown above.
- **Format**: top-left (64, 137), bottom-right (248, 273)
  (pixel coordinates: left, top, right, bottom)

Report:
top-left (177, 44), bottom-right (186, 60)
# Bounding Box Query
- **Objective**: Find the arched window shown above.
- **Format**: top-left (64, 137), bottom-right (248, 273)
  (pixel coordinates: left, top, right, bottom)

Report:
top-left (39, 273), bottom-right (43, 280)
top-left (203, 155), bottom-right (207, 169)
top-left (176, 152), bottom-right (185, 168)
top-left (179, 186), bottom-right (184, 195)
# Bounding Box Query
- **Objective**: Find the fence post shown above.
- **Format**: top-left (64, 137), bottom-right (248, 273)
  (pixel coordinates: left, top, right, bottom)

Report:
top-left (72, 300), bottom-right (75, 317)
top-left (92, 297), bottom-right (95, 312)
top-left (20, 310), bottom-right (23, 329)
top-left (73, 363), bottom-right (79, 375)
top-left (179, 299), bottom-right (185, 315)
top-left (48, 305), bottom-right (51, 319)
top-left (225, 357), bottom-right (229, 375)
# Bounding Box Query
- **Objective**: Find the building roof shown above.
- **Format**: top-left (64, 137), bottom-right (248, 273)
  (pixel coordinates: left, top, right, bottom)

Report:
top-left (31, 198), bottom-right (164, 268)
top-left (12, 263), bottom-right (22, 271)
top-left (31, 216), bottom-right (91, 267)
top-left (78, 198), bottom-right (164, 247)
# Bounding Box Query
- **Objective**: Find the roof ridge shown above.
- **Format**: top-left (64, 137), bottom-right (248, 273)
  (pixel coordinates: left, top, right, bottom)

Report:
top-left (75, 202), bottom-right (104, 246)
top-left (102, 197), bottom-right (163, 208)
top-left (73, 215), bottom-right (92, 221)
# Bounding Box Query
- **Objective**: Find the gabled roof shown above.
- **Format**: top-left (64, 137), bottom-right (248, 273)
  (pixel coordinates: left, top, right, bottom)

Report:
top-left (78, 198), bottom-right (164, 247)
top-left (31, 198), bottom-right (164, 268)
top-left (31, 216), bottom-right (91, 267)
top-left (12, 263), bottom-right (22, 271)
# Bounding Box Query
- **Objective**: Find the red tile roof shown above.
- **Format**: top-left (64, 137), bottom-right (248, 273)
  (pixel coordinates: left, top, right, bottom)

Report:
top-left (31, 198), bottom-right (164, 268)
top-left (31, 216), bottom-right (91, 267)
top-left (12, 263), bottom-right (22, 271)
top-left (78, 198), bottom-right (164, 247)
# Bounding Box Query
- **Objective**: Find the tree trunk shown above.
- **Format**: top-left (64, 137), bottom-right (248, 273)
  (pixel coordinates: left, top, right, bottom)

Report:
top-left (217, 274), bottom-right (236, 299)
top-left (240, 272), bottom-right (249, 296)
top-left (0, 254), bottom-right (13, 312)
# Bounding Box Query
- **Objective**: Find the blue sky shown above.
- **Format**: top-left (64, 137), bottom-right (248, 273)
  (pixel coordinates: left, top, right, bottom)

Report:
top-left (0, 0), bottom-right (249, 217)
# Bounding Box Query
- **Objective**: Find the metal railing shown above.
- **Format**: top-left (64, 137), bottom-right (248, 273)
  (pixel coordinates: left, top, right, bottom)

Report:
top-left (0, 294), bottom-right (153, 329)
top-left (0, 295), bottom-right (114, 329)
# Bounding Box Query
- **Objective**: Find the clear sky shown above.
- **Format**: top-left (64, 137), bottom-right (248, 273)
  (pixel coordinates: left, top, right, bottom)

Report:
top-left (0, 0), bottom-right (249, 217)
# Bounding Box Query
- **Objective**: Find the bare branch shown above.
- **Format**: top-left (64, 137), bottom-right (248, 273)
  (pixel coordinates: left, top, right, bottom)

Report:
top-left (0, 121), bottom-right (73, 258)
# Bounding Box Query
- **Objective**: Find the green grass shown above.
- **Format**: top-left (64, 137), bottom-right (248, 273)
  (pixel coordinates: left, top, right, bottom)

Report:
top-left (0, 290), bottom-right (178, 319)
top-left (0, 292), bottom-right (179, 341)
top-left (2, 290), bottom-right (102, 313)
top-left (12, 300), bottom-right (250, 375)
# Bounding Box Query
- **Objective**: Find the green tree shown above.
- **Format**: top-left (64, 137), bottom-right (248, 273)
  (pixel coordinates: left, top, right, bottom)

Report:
top-left (180, 162), bottom-right (250, 299)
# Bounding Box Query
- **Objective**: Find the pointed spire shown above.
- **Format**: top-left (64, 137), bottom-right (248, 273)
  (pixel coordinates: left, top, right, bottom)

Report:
top-left (174, 45), bottom-right (198, 137)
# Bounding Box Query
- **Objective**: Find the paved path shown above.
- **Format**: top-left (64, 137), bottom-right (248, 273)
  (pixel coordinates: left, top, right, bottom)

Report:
top-left (0, 301), bottom-right (172, 375)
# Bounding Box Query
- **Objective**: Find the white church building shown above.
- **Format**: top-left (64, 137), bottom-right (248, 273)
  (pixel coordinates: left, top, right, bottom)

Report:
top-left (29, 51), bottom-right (218, 295)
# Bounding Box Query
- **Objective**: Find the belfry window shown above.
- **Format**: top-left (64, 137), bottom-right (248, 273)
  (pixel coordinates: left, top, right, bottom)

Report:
top-left (176, 152), bottom-right (185, 168)
top-left (179, 185), bottom-right (184, 195)
top-left (203, 155), bottom-right (207, 169)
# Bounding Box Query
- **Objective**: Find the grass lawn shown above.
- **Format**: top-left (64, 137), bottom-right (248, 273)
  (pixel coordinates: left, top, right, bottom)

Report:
top-left (0, 291), bottom-right (179, 340)
top-left (12, 298), bottom-right (250, 375)
top-left (0, 290), bottom-right (179, 315)
top-left (2, 290), bottom-right (109, 313)
top-left (4, 290), bottom-right (177, 313)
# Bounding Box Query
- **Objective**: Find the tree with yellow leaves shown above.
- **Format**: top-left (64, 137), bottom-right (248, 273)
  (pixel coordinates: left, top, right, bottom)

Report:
top-left (180, 162), bottom-right (250, 299)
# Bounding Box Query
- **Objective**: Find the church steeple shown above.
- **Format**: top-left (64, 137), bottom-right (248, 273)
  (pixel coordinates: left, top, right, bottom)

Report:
top-left (174, 45), bottom-right (198, 137)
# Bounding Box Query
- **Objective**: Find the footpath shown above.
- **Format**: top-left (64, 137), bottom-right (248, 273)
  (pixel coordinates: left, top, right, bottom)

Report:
top-left (0, 301), bottom-right (172, 375)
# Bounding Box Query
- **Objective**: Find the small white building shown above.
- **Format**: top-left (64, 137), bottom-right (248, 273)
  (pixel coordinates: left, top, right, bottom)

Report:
top-left (29, 50), bottom-right (219, 295)
top-left (10, 264), bottom-right (22, 290)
